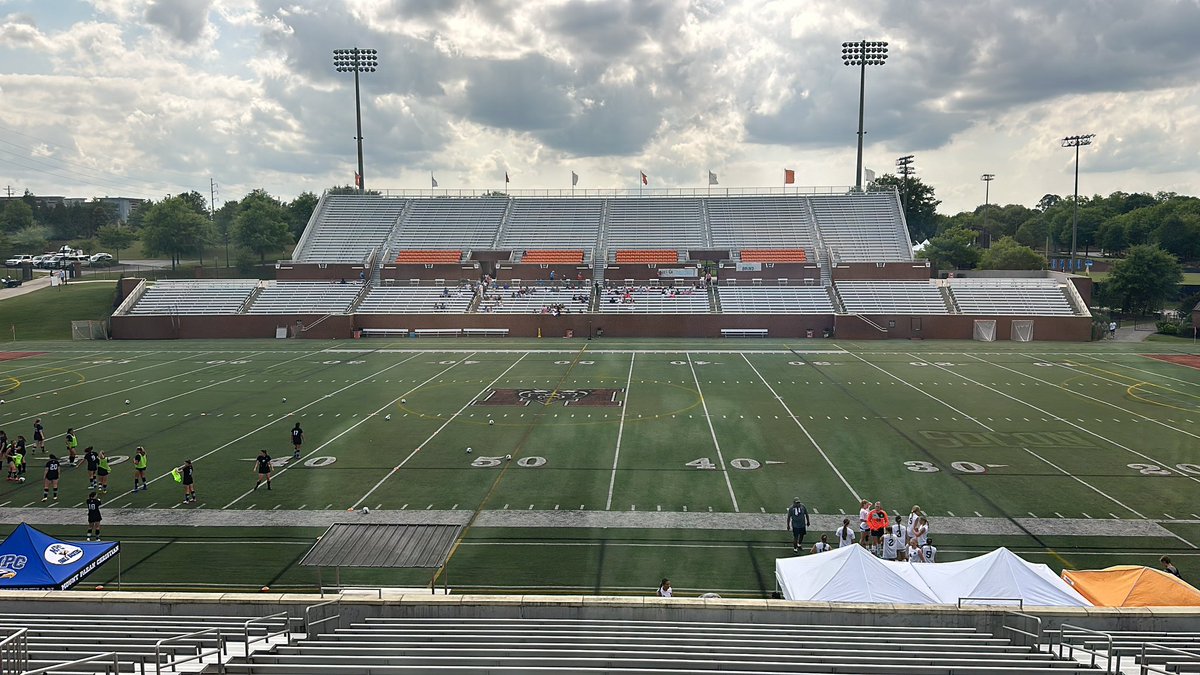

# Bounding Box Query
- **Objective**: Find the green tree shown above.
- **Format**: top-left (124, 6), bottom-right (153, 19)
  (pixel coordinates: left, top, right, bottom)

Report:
top-left (235, 199), bottom-right (292, 263)
top-left (96, 225), bottom-right (138, 262)
top-left (178, 191), bottom-right (210, 218)
top-left (1106, 245), bottom-right (1183, 315)
top-left (213, 200), bottom-right (238, 267)
top-left (10, 224), bottom-right (49, 254)
top-left (1014, 216), bottom-right (1049, 250)
top-left (978, 236), bottom-right (1046, 270)
top-left (871, 173), bottom-right (941, 243)
top-left (0, 200), bottom-right (35, 233)
top-left (140, 196), bottom-right (210, 270)
top-left (919, 226), bottom-right (979, 271)
top-left (287, 192), bottom-right (319, 241)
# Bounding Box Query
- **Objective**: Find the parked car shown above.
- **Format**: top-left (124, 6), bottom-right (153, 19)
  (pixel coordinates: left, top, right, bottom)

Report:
top-left (39, 255), bottom-right (67, 269)
top-left (87, 253), bottom-right (114, 267)
top-left (31, 255), bottom-right (54, 268)
top-left (4, 255), bottom-right (34, 267)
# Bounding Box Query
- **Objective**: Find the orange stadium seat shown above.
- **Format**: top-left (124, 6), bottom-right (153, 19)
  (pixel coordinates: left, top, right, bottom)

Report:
top-left (521, 250), bottom-right (585, 264)
top-left (739, 248), bottom-right (807, 263)
top-left (615, 249), bottom-right (677, 264)
top-left (396, 250), bottom-right (462, 264)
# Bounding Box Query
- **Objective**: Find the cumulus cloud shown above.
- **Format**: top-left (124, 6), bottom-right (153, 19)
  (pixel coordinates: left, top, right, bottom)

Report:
top-left (144, 0), bottom-right (215, 44)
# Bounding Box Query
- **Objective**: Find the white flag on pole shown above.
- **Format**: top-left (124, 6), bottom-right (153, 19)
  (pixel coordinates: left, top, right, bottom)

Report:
top-left (708, 171), bottom-right (718, 186)
top-left (571, 171), bottom-right (579, 187)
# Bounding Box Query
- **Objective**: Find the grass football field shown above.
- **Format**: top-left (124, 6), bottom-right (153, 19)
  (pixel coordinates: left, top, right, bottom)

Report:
top-left (0, 337), bottom-right (1198, 596)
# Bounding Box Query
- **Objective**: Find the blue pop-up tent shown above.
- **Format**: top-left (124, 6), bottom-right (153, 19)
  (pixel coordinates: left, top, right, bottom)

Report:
top-left (0, 523), bottom-right (119, 590)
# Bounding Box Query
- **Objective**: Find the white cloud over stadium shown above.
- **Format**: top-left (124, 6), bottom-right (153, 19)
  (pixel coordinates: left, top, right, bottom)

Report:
top-left (0, 0), bottom-right (1198, 212)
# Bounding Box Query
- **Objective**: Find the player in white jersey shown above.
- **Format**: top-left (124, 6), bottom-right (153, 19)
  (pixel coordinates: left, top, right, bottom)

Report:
top-left (913, 517), bottom-right (929, 546)
top-left (811, 534), bottom-right (833, 554)
top-left (881, 527), bottom-right (901, 560)
top-left (921, 538), bottom-right (937, 563)
top-left (906, 538), bottom-right (925, 563)
top-left (857, 499), bottom-right (871, 545)
top-left (908, 505), bottom-right (923, 532)
top-left (892, 514), bottom-right (909, 550)
top-left (835, 518), bottom-right (856, 548)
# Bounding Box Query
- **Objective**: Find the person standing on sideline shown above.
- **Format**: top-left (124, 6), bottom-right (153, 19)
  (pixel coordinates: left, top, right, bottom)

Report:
top-left (1161, 556), bottom-right (1181, 578)
top-left (96, 451), bottom-right (110, 493)
top-left (656, 579), bottom-right (672, 597)
top-left (787, 497), bottom-right (810, 553)
top-left (83, 447), bottom-right (99, 489)
top-left (811, 534), bottom-right (833, 554)
top-left (1109, 320), bottom-right (1117, 339)
top-left (42, 454), bottom-right (60, 501)
top-left (913, 517), bottom-right (930, 547)
top-left (908, 505), bottom-right (923, 532)
top-left (835, 518), bottom-right (856, 548)
top-left (906, 537), bottom-right (926, 563)
top-left (85, 492), bottom-right (102, 541)
top-left (921, 537), bottom-right (938, 563)
top-left (64, 428), bottom-right (79, 466)
top-left (882, 525), bottom-right (902, 561)
top-left (33, 418), bottom-right (45, 454)
top-left (132, 447), bottom-right (148, 492)
top-left (857, 499), bottom-right (871, 546)
top-left (253, 449), bottom-right (273, 490)
top-left (179, 460), bottom-right (196, 503)
top-left (867, 502), bottom-right (889, 555)
top-left (290, 422), bottom-right (303, 460)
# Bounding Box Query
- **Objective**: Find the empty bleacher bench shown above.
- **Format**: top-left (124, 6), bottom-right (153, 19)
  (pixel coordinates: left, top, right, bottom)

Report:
top-left (412, 328), bottom-right (461, 338)
top-left (720, 328), bottom-right (768, 338)
top-left (359, 328), bottom-right (408, 338)
top-left (461, 328), bottom-right (509, 337)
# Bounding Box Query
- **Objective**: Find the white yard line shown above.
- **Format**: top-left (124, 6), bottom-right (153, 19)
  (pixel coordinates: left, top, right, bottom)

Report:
top-left (848, 352), bottom-right (1145, 518)
top-left (687, 353), bottom-right (739, 513)
top-left (1, 349), bottom-right (215, 405)
top-left (1077, 353), bottom-right (1200, 389)
top-left (741, 353), bottom-right (859, 502)
top-left (348, 352), bottom-right (528, 511)
top-left (604, 352), bottom-right (636, 511)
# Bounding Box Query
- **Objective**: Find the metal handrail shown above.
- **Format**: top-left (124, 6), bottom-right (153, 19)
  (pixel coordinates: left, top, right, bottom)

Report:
top-left (957, 596), bottom-right (1023, 608)
top-left (1001, 611), bottom-right (1042, 652)
top-left (20, 652), bottom-right (120, 674)
top-left (304, 600), bottom-right (341, 639)
top-left (320, 586), bottom-right (383, 599)
top-left (0, 628), bottom-right (28, 675)
top-left (154, 627), bottom-right (225, 675)
top-left (1056, 623), bottom-right (1114, 674)
top-left (1138, 642), bottom-right (1200, 675)
top-left (243, 612), bottom-right (290, 652)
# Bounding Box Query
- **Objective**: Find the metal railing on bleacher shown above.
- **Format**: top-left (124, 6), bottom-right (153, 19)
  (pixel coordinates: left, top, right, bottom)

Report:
top-left (303, 600), bottom-right (341, 640)
top-left (0, 627), bottom-right (28, 675)
top-left (1001, 610), bottom-right (1043, 652)
top-left (1138, 642), bottom-right (1200, 674)
top-left (20, 652), bottom-right (120, 675)
top-left (243, 612), bottom-right (292, 654)
top-left (154, 627), bottom-right (226, 675)
top-left (1054, 623), bottom-right (1114, 673)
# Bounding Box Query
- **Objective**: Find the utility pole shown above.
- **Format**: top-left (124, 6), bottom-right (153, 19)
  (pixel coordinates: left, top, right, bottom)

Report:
top-left (980, 174), bottom-right (995, 244)
top-left (896, 155), bottom-right (915, 223)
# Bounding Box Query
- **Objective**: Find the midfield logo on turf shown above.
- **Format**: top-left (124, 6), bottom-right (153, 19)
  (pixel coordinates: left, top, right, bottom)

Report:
top-left (474, 388), bottom-right (624, 407)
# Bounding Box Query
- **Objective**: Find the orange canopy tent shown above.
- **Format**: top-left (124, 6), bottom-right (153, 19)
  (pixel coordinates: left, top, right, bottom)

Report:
top-left (1061, 566), bottom-right (1200, 607)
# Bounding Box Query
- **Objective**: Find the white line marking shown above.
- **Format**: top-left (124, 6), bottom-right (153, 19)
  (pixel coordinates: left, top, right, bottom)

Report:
top-left (349, 352), bottom-right (528, 510)
top-left (741, 353), bottom-right (858, 502)
top-left (687, 353), bottom-right (738, 512)
top-left (605, 352), bottom-right (636, 511)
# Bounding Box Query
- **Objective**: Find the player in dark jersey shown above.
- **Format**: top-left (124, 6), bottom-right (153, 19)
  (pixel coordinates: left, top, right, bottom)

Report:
top-left (132, 447), bottom-right (148, 492)
top-left (179, 460), bottom-right (196, 503)
top-left (86, 492), bottom-right (102, 541)
top-left (42, 454), bottom-right (60, 501)
top-left (253, 449), bottom-right (273, 490)
top-left (290, 422), bottom-right (303, 460)
top-left (32, 418), bottom-right (45, 454)
top-left (83, 447), bottom-right (99, 488)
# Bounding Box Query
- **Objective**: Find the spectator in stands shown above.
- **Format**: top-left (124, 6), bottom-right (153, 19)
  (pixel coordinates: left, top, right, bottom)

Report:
top-left (786, 497), bottom-right (809, 553)
top-left (549, 270), bottom-right (555, 281)
top-left (921, 538), bottom-right (937, 563)
top-left (835, 518), bottom-right (855, 548)
top-left (656, 578), bottom-right (672, 597)
top-left (359, 270), bottom-right (365, 283)
top-left (811, 534), bottom-right (832, 554)
top-left (1161, 556), bottom-right (1181, 578)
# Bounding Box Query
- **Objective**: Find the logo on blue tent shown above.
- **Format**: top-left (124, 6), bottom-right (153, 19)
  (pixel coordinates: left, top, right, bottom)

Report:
top-left (0, 567), bottom-right (16, 579)
top-left (0, 554), bottom-right (27, 574)
top-left (43, 543), bottom-right (83, 566)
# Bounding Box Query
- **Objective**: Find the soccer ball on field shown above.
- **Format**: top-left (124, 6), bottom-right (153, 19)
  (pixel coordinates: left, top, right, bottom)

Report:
top-left (466, 447), bottom-right (472, 454)
top-left (361, 506), bottom-right (370, 514)
top-left (505, 454), bottom-right (512, 461)
top-left (401, 398), bottom-right (406, 404)
top-left (0, 399), bottom-right (5, 405)
top-left (488, 419), bottom-right (495, 426)
top-left (281, 397), bottom-right (287, 403)
top-left (124, 399), bottom-right (130, 405)
top-left (384, 414), bottom-right (392, 421)
top-left (18, 477), bottom-right (25, 483)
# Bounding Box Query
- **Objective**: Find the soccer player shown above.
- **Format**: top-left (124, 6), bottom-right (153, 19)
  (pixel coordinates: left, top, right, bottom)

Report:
top-left (867, 502), bottom-right (889, 555)
top-left (179, 460), bottom-right (196, 503)
top-left (253, 449), bottom-right (273, 490)
top-left (882, 524), bottom-right (902, 561)
top-left (132, 447), bottom-right (148, 492)
top-left (83, 447), bottom-right (99, 489)
top-left (290, 422), bottom-right (303, 460)
top-left (908, 505), bottom-right (923, 532)
top-left (86, 492), bottom-right (102, 541)
top-left (811, 534), bottom-right (833, 554)
top-left (3, 445), bottom-right (14, 481)
top-left (96, 451), bottom-right (110, 493)
top-left (656, 579), bottom-right (672, 597)
top-left (786, 497), bottom-right (810, 553)
top-left (921, 537), bottom-right (937, 563)
top-left (906, 537), bottom-right (925, 563)
top-left (32, 418), bottom-right (44, 454)
top-left (857, 499), bottom-right (871, 546)
top-left (64, 428), bottom-right (79, 466)
top-left (1161, 556), bottom-right (1181, 578)
top-left (42, 454), bottom-right (60, 501)
top-left (835, 518), bottom-right (856, 548)
top-left (913, 516), bottom-right (930, 547)
top-left (14, 436), bottom-right (26, 479)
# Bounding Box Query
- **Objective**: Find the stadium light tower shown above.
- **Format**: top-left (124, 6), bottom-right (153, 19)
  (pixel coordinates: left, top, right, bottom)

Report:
top-left (842, 40), bottom-right (889, 191)
top-left (1061, 134), bottom-right (1094, 264)
top-left (896, 154), bottom-right (915, 218)
top-left (980, 173), bottom-right (995, 235)
top-left (333, 48), bottom-right (378, 194)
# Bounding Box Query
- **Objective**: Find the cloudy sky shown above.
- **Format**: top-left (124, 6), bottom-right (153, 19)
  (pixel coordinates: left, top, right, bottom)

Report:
top-left (1, 0), bottom-right (1198, 214)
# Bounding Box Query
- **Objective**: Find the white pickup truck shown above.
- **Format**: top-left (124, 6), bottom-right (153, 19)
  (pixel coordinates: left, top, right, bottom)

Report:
top-left (4, 255), bottom-right (34, 267)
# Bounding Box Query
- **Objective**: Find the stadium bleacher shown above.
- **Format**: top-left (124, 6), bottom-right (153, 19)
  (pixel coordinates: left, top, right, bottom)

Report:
top-left (810, 192), bottom-right (913, 262)
top-left (614, 249), bottom-right (678, 264)
top-left (357, 285), bottom-right (474, 313)
top-left (738, 248), bottom-right (808, 262)
top-left (395, 249), bottom-right (462, 264)
top-left (599, 286), bottom-right (710, 313)
top-left (390, 198), bottom-right (506, 250)
top-left (519, 249), bottom-right (586, 264)
top-left (246, 281), bottom-right (362, 314)
top-left (605, 197), bottom-right (706, 248)
top-left (478, 285), bottom-right (590, 314)
top-left (708, 196), bottom-right (817, 254)
top-left (126, 279), bottom-right (259, 315)
top-left (719, 286), bottom-right (834, 314)
top-left (946, 279), bottom-right (1082, 316)
top-left (836, 280), bottom-right (951, 314)
top-left (500, 198), bottom-right (603, 249)
top-left (293, 195), bottom-right (406, 263)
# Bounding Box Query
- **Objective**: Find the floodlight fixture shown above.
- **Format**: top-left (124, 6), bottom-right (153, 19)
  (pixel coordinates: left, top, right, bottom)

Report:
top-left (1061, 134), bottom-right (1095, 262)
top-left (842, 41), bottom-right (890, 190)
top-left (333, 48), bottom-right (379, 193)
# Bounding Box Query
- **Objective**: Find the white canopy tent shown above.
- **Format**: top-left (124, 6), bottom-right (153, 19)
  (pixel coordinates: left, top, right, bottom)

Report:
top-left (776, 546), bottom-right (1091, 607)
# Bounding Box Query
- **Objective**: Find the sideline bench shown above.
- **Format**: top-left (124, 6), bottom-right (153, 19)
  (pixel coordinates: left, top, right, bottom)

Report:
top-left (720, 328), bottom-right (768, 338)
top-left (360, 328), bottom-right (408, 338)
top-left (412, 328), bottom-right (461, 338)
top-left (462, 328), bottom-right (509, 337)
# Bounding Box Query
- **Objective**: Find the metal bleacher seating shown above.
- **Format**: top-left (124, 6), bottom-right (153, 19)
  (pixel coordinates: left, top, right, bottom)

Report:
top-left (224, 616), bottom-right (1104, 674)
top-left (708, 196), bottom-right (816, 254)
top-left (719, 286), bottom-right (835, 314)
top-left (293, 195), bottom-right (406, 263)
top-left (599, 286), bottom-right (710, 313)
top-left (500, 198), bottom-right (602, 249)
top-left (1052, 626), bottom-right (1200, 673)
top-left (946, 279), bottom-right (1081, 316)
top-left (246, 281), bottom-right (362, 314)
top-left (357, 285), bottom-right (473, 313)
top-left (836, 280), bottom-right (951, 314)
top-left (810, 192), bottom-right (913, 262)
top-left (392, 198), bottom-right (506, 250)
top-left (126, 279), bottom-right (259, 315)
top-left (605, 197), bottom-right (706, 249)
top-left (478, 286), bottom-right (590, 314)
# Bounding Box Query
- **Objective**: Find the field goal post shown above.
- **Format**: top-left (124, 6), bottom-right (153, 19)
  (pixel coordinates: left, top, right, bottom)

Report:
top-left (71, 320), bottom-right (109, 340)
top-left (972, 320), bottom-right (996, 342)
top-left (1011, 320), bottom-right (1034, 342)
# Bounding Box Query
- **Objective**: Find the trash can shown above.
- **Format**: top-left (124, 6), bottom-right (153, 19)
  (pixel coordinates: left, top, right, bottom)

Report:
top-left (806, 329), bottom-right (814, 338)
